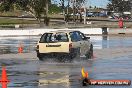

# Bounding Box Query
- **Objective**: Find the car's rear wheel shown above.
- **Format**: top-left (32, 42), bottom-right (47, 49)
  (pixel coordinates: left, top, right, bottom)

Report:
top-left (75, 48), bottom-right (81, 60)
top-left (37, 53), bottom-right (45, 61)
top-left (61, 55), bottom-right (72, 62)
top-left (58, 48), bottom-right (80, 62)
top-left (69, 48), bottom-right (80, 61)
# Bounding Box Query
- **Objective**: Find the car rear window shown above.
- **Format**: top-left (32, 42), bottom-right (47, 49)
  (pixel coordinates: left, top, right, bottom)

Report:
top-left (39, 33), bottom-right (68, 43)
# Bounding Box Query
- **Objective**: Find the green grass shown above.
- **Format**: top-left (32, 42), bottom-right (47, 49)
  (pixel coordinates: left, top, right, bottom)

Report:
top-left (0, 10), bottom-right (22, 17)
top-left (0, 18), bottom-right (38, 25)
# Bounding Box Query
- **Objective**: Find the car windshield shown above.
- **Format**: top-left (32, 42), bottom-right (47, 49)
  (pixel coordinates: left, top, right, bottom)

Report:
top-left (39, 32), bottom-right (68, 43)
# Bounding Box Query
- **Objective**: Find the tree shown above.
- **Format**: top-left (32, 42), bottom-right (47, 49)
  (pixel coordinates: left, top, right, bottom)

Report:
top-left (0, 0), bottom-right (51, 26)
top-left (75, 0), bottom-right (86, 22)
top-left (49, 4), bottom-right (61, 14)
top-left (64, 0), bottom-right (86, 22)
top-left (0, 0), bottom-right (17, 11)
top-left (58, 0), bottom-right (86, 22)
top-left (107, 0), bottom-right (131, 13)
top-left (18, 0), bottom-right (45, 23)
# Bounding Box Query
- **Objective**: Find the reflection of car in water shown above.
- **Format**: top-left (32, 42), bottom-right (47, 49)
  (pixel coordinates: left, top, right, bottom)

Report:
top-left (36, 30), bottom-right (93, 61)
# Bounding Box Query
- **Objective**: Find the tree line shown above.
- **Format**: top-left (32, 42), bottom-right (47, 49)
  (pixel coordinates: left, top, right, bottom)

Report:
top-left (0, 0), bottom-right (131, 26)
top-left (107, 0), bottom-right (131, 13)
top-left (0, 0), bottom-right (51, 26)
top-left (0, 0), bottom-right (86, 26)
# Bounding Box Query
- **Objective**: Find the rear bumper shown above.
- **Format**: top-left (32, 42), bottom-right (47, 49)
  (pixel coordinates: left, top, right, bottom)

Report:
top-left (36, 49), bottom-right (68, 54)
top-left (37, 52), bottom-right (70, 58)
top-left (36, 48), bottom-right (79, 58)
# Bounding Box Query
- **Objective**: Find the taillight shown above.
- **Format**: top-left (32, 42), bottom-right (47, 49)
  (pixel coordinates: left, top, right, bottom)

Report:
top-left (69, 43), bottom-right (72, 49)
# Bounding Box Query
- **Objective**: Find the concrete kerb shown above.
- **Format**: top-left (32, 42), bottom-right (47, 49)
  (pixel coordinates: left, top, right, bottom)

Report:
top-left (1, 28), bottom-right (132, 36)
top-left (108, 28), bottom-right (132, 35)
top-left (0, 28), bottom-right (106, 36)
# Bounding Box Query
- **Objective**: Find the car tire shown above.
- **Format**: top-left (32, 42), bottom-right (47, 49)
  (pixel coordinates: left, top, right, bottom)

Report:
top-left (69, 48), bottom-right (80, 61)
top-left (66, 54), bottom-right (74, 62)
top-left (37, 53), bottom-right (44, 61)
top-left (64, 48), bottom-right (80, 63)
top-left (56, 55), bottom-right (66, 62)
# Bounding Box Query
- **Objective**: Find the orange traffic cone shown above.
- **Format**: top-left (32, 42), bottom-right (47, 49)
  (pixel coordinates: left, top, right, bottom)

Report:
top-left (18, 44), bottom-right (23, 53)
top-left (81, 67), bottom-right (89, 78)
top-left (81, 67), bottom-right (90, 86)
top-left (0, 66), bottom-right (10, 88)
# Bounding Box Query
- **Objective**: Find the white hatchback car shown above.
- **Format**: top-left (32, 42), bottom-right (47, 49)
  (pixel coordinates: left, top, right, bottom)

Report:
top-left (36, 30), bottom-right (93, 61)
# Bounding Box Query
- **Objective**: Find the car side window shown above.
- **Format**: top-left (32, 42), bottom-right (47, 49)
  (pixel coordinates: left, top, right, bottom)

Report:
top-left (70, 32), bottom-right (82, 42)
top-left (76, 31), bottom-right (83, 41)
top-left (79, 32), bottom-right (86, 40)
top-left (39, 33), bottom-right (52, 43)
top-left (39, 34), bottom-right (46, 43)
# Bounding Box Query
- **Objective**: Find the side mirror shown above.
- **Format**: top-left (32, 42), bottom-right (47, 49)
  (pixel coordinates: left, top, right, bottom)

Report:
top-left (83, 37), bottom-right (90, 40)
top-left (87, 37), bottom-right (90, 39)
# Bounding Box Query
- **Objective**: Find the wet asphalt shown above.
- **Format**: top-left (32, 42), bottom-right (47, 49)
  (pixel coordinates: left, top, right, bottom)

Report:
top-left (0, 35), bottom-right (132, 88)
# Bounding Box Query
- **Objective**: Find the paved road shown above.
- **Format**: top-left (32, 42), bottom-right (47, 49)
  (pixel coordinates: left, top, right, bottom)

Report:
top-left (0, 36), bottom-right (132, 88)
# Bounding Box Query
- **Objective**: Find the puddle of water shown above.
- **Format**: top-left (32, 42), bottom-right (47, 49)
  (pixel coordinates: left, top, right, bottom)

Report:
top-left (0, 36), bottom-right (132, 88)
top-left (0, 57), bottom-right (131, 88)
top-left (1, 36), bottom-right (132, 54)
top-left (0, 36), bottom-right (40, 54)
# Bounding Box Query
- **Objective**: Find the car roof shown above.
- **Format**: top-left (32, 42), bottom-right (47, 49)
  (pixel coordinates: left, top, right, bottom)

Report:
top-left (46, 30), bottom-right (79, 33)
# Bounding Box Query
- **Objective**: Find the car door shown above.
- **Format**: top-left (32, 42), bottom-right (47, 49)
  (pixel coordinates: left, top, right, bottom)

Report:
top-left (75, 31), bottom-right (87, 56)
top-left (70, 31), bottom-right (86, 56)
top-left (69, 31), bottom-right (82, 55)
top-left (78, 32), bottom-right (90, 55)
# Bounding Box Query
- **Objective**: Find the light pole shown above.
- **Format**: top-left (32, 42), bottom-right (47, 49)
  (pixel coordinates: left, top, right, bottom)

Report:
top-left (84, 5), bottom-right (86, 24)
